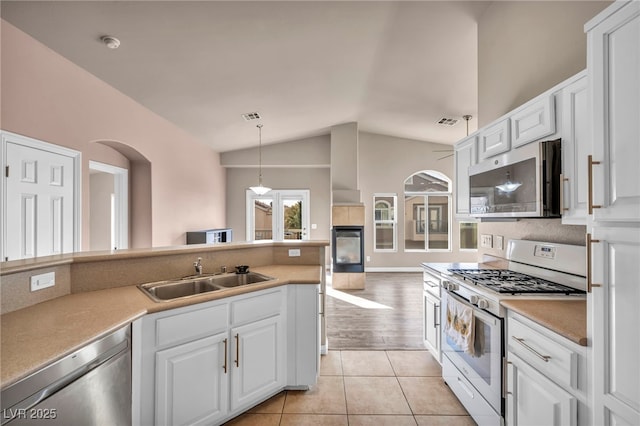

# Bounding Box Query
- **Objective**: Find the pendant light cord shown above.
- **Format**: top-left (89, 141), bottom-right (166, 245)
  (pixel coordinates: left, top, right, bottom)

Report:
top-left (257, 124), bottom-right (263, 184)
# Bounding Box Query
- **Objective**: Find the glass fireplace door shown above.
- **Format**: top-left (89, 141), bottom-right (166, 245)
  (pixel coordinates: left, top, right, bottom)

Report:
top-left (332, 226), bottom-right (364, 272)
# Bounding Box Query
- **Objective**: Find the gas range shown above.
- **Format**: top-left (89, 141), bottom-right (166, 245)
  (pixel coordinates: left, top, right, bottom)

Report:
top-left (442, 240), bottom-right (587, 318)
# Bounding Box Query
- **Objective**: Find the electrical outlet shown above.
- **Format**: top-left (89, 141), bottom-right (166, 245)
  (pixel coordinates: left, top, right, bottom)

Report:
top-left (288, 248), bottom-right (301, 257)
top-left (366, 256), bottom-right (371, 262)
top-left (495, 235), bottom-right (504, 250)
top-left (30, 272), bottom-right (55, 292)
top-left (481, 234), bottom-right (493, 248)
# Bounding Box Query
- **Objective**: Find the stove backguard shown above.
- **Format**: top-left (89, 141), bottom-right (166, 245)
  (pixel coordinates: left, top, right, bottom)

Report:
top-left (332, 226), bottom-right (364, 273)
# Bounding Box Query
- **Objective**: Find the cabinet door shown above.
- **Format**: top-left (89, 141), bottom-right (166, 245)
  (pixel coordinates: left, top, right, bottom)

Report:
top-left (454, 135), bottom-right (477, 216)
top-left (590, 227), bottom-right (640, 425)
top-left (155, 333), bottom-right (228, 426)
top-left (507, 354), bottom-right (577, 426)
top-left (230, 315), bottom-right (285, 412)
top-left (588, 2), bottom-right (640, 222)
top-left (510, 95), bottom-right (555, 148)
top-left (423, 291), bottom-right (440, 360)
top-left (478, 118), bottom-right (510, 161)
top-left (560, 75), bottom-right (589, 225)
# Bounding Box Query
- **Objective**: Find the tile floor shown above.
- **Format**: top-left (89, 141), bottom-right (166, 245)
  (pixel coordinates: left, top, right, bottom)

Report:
top-left (224, 350), bottom-right (475, 425)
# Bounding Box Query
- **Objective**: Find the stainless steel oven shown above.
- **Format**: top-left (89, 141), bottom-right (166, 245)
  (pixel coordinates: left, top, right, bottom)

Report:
top-left (441, 290), bottom-right (504, 426)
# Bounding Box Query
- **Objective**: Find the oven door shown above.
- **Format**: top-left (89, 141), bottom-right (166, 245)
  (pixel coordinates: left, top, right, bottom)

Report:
top-left (441, 290), bottom-right (503, 414)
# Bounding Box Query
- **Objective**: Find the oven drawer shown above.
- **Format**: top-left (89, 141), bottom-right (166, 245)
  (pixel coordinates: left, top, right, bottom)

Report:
top-left (508, 315), bottom-right (578, 390)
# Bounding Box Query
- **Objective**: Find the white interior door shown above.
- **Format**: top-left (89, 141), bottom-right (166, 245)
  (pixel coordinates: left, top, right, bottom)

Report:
top-left (246, 190), bottom-right (309, 241)
top-left (2, 132), bottom-right (80, 261)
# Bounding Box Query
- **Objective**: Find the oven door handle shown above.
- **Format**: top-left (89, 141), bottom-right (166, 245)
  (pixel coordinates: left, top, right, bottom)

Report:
top-left (444, 290), bottom-right (499, 326)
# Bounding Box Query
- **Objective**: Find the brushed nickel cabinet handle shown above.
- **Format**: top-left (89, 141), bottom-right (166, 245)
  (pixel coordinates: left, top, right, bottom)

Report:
top-left (588, 155), bottom-right (602, 214)
top-left (512, 336), bottom-right (551, 362)
top-left (587, 233), bottom-right (602, 292)
top-left (223, 338), bottom-right (228, 373)
top-left (234, 334), bottom-right (240, 367)
top-left (560, 174), bottom-right (569, 212)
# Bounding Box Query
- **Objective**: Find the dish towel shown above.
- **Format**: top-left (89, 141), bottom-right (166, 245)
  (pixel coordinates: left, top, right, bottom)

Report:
top-left (444, 295), bottom-right (476, 356)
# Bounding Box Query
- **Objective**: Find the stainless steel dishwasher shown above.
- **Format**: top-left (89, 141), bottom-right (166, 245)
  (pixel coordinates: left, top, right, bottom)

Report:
top-left (1, 325), bottom-right (131, 426)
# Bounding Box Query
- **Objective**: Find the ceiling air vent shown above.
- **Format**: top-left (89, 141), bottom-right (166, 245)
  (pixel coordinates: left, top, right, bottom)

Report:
top-left (436, 117), bottom-right (458, 126)
top-left (241, 112), bottom-right (261, 121)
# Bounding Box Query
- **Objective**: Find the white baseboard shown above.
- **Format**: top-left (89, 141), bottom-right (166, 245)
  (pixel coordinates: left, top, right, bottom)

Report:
top-left (364, 267), bottom-right (423, 273)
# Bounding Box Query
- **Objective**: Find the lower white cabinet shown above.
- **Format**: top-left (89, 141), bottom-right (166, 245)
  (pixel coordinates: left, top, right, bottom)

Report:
top-left (133, 284), bottom-right (319, 426)
top-left (422, 268), bottom-right (441, 363)
top-left (506, 311), bottom-right (588, 426)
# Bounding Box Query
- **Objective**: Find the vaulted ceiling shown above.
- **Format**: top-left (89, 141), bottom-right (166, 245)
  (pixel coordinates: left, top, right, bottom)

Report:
top-left (2, 1), bottom-right (490, 152)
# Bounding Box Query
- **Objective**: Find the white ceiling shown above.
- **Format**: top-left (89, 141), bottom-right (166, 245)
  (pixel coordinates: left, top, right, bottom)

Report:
top-left (2, 1), bottom-right (490, 152)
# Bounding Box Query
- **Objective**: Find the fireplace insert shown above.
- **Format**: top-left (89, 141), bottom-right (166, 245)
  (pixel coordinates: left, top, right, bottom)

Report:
top-left (332, 226), bottom-right (364, 273)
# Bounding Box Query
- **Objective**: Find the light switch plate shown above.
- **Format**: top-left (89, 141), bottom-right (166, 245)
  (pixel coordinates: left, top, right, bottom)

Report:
top-left (481, 234), bottom-right (493, 248)
top-left (288, 248), bottom-right (301, 257)
top-left (494, 235), bottom-right (504, 250)
top-left (31, 272), bottom-right (55, 292)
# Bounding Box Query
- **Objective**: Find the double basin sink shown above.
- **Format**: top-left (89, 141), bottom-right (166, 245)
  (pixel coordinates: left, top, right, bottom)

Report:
top-left (138, 272), bottom-right (275, 302)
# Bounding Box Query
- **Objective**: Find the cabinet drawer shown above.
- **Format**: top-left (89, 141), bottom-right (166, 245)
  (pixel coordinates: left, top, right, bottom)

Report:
top-left (231, 288), bottom-right (284, 325)
top-left (156, 303), bottom-right (228, 347)
top-left (508, 317), bottom-right (577, 390)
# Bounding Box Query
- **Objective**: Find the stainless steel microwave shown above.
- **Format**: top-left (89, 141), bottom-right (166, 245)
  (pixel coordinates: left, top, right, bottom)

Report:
top-left (469, 139), bottom-right (561, 218)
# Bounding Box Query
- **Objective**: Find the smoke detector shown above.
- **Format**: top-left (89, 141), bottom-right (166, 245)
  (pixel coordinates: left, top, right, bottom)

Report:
top-left (100, 35), bottom-right (120, 49)
top-left (241, 112), bottom-right (261, 121)
top-left (436, 117), bottom-right (459, 126)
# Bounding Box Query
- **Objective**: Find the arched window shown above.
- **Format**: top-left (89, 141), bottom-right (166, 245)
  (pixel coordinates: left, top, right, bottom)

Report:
top-left (404, 170), bottom-right (452, 252)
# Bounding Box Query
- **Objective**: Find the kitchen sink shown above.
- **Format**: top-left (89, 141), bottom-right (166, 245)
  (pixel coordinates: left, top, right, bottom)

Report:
top-left (138, 272), bottom-right (275, 302)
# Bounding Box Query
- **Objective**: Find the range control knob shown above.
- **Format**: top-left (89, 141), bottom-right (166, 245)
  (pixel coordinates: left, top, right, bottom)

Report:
top-left (469, 295), bottom-right (479, 304)
top-left (477, 299), bottom-right (489, 309)
top-left (441, 280), bottom-right (450, 289)
top-left (447, 282), bottom-right (459, 291)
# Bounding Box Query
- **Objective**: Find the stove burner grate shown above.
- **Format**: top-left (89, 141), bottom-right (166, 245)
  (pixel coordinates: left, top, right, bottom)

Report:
top-left (447, 268), bottom-right (585, 295)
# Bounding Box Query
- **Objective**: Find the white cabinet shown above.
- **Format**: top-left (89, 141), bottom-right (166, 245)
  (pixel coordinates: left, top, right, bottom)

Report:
top-left (230, 315), bottom-right (284, 412)
top-left (422, 268), bottom-right (441, 363)
top-left (507, 354), bottom-right (576, 426)
top-left (506, 312), bottom-right (588, 426)
top-left (133, 284), bottom-right (319, 425)
top-left (510, 95), bottom-right (556, 148)
top-left (589, 227), bottom-right (640, 425)
top-left (559, 73), bottom-right (590, 225)
top-left (478, 118), bottom-right (510, 161)
top-left (586, 2), bottom-right (640, 425)
top-left (587, 0), bottom-right (640, 223)
top-left (454, 135), bottom-right (477, 216)
top-left (155, 333), bottom-right (229, 426)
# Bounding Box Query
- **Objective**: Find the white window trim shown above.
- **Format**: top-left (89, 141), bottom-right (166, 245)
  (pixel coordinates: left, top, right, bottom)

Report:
top-left (373, 193), bottom-right (397, 253)
top-left (246, 189), bottom-right (310, 242)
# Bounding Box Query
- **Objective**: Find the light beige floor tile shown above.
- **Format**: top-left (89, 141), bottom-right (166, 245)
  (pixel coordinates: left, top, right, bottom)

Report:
top-left (398, 377), bottom-right (469, 415)
top-left (341, 350), bottom-right (395, 376)
top-left (386, 350), bottom-right (441, 377)
top-left (223, 413), bottom-right (281, 426)
top-left (415, 415), bottom-right (477, 425)
top-left (248, 391), bottom-right (285, 413)
top-left (280, 414), bottom-right (348, 425)
top-left (344, 376), bottom-right (412, 415)
top-left (348, 414), bottom-right (418, 425)
top-left (283, 376), bottom-right (347, 414)
top-left (320, 351), bottom-right (343, 376)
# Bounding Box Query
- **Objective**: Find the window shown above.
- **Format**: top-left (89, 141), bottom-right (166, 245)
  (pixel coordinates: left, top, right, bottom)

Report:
top-left (246, 190), bottom-right (310, 241)
top-left (404, 171), bottom-right (452, 251)
top-left (459, 221), bottom-right (478, 250)
top-left (373, 194), bottom-right (397, 251)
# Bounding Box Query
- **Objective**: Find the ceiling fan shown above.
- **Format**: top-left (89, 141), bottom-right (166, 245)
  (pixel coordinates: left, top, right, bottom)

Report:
top-left (434, 114), bottom-right (472, 160)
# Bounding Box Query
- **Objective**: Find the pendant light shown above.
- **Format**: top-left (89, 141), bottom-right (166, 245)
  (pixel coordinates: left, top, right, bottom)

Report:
top-left (249, 124), bottom-right (271, 195)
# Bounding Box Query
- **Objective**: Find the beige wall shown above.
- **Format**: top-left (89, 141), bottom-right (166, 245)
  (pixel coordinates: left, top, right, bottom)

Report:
top-left (478, 1), bottom-right (611, 127)
top-left (1, 21), bottom-right (226, 249)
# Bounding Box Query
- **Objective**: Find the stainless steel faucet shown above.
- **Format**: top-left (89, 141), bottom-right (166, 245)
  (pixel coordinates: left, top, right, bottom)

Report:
top-left (194, 257), bottom-right (203, 275)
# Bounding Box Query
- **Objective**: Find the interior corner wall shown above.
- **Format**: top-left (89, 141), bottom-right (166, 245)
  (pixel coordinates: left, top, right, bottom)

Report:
top-left (1, 20), bottom-right (226, 250)
top-left (477, 0), bottom-right (611, 127)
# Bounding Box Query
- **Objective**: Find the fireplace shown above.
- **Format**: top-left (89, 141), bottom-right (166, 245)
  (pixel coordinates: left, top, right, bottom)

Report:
top-left (332, 226), bottom-right (364, 273)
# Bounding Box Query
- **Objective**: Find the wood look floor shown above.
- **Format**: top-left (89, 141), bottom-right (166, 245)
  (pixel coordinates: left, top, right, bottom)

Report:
top-left (326, 272), bottom-right (424, 350)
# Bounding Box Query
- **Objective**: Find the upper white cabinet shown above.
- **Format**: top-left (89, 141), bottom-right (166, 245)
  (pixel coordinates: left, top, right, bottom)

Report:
top-left (478, 118), bottom-right (510, 161)
top-left (587, 0), bottom-right (640, 223)
top-left (454, 135), bottom-right (477, 216)
top-left (510, 95), bottom-right (556, 148)
top-left (559, 73), bottom-right (590, 225)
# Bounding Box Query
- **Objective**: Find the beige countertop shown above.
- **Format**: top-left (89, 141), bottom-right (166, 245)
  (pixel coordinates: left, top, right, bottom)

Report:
top-left (501, 299), bottom-right (587, 346)
top-left (1, 264), bottom-right (322, 388)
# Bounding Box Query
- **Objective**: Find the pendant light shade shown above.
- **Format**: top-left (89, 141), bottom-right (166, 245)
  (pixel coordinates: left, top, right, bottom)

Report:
top-left (249, 124), bottom-right (271, 195)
